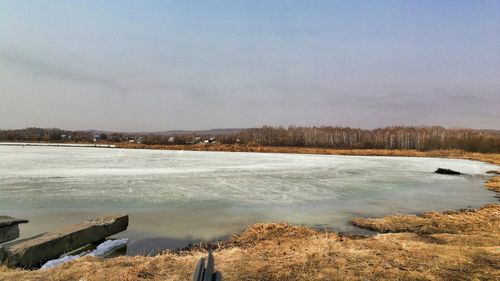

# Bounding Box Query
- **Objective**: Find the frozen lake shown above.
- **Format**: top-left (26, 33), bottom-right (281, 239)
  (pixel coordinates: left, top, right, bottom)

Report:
top-left (0, 146), bottom-right (498, 254)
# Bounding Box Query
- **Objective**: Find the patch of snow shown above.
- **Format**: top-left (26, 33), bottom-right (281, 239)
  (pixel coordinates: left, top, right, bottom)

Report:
top-left (41, 239), bottom-right (128, 269)
top-left (89, 239), bottom-right (129, 257)
top-left (41, 254), bottom-right (84, 269)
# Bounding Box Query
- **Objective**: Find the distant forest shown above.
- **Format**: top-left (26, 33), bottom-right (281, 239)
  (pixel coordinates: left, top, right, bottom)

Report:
top-left (1, 126), bottom-right (500, 153)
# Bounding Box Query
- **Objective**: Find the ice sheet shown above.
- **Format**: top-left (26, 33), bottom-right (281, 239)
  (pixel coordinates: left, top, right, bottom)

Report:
top-left (0, 146), bottom-right (498, 254)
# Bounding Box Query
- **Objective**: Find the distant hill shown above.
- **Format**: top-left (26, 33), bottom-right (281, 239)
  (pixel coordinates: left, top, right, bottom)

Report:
top-left (148, 128), bottom-right (244, 136)
top-left (85, 128), bottom-right (245, 136)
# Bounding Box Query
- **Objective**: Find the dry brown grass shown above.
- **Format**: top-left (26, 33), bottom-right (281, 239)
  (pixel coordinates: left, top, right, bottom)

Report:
top-left (352, 204), bottom-right (500, 235)
top-left (485, 177), bottom-right (500, 192)
top-left (1, 149), bottom-right (499, 281)
top-left (1, 213), bottom-right (499, 281)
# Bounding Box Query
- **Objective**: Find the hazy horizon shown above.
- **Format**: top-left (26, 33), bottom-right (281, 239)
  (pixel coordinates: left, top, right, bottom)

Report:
top-left (2, 124), bottom-right (500, 134)
top-left (1, 1), bottom-right (499, 131)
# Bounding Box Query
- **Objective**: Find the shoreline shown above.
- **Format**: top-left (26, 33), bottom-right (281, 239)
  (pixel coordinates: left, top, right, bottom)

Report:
top-left (3, 140), bottom-right (500, 164)
top-left (0, 142), bottom-right (116, 148)
top-left (0, 148), bottom-right (499, 280)
top-left (120, 143), bottom-right (500, 164)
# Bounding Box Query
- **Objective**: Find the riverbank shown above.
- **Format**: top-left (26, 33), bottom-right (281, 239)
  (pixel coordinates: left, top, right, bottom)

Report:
top-left (1, 203), bottom-right (498, 280)
top-left (118, 143), bottom-right (500, 164)
top-left (0, 149), bottom-right (499, 280)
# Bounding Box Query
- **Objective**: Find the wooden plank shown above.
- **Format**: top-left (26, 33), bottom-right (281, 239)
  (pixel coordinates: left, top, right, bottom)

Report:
top-left (0, 214), bottom-right (128, 268)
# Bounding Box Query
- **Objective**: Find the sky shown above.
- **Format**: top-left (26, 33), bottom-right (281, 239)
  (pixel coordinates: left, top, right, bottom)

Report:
top-left (0, 1), bottom-right (499, 131)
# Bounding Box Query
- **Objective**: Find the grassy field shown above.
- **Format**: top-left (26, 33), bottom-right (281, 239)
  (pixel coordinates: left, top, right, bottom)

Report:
top-left (1, 149), bottom-right (499, 281)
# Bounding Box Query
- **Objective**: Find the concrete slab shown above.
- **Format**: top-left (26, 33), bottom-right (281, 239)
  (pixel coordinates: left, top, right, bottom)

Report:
top-left (0, 216), bottom-right (28, 244)
top-left (0, 216), bottom-right (29, 228)
top-left (0, 225), bottom-right (21, 245)
top-left (0, 214), bottom-right (128, 268)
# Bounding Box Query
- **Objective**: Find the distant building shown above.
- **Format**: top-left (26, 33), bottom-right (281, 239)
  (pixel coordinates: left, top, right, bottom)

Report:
top-left (168, 136), bottom-right (175, 143)
top-left (202, 137), bottom-right (217, 144)
top-left (93, 134), bottom-right (102, 142)
top-left (187, 136), bottom-right (202, 144)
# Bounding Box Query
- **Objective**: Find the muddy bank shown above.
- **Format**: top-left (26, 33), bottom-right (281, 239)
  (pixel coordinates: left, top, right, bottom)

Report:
top-left (1, 202), bottom-right (499, 281)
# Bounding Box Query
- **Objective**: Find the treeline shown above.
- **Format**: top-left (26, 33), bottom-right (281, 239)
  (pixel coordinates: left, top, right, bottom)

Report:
top-left (0, 128), bottom-right (142, 143)
top-left (0, 128), bottom-right (93, 142)
top-left (235, 126), bottom-right (500, 153)
top-left (1, 126), bottom-right (499, 153)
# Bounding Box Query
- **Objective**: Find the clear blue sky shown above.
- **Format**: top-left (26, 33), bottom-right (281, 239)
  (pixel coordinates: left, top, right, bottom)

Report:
top-left (1, 1), bottom-right (499, 131)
